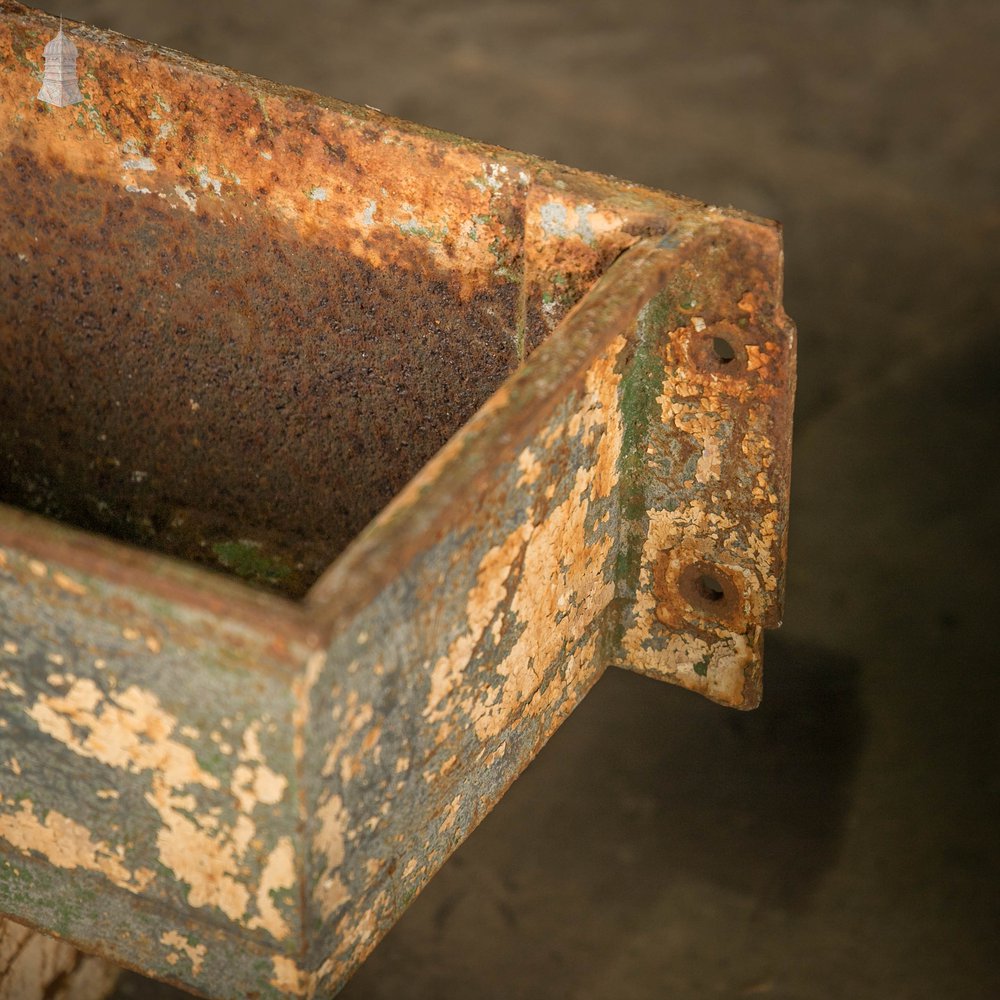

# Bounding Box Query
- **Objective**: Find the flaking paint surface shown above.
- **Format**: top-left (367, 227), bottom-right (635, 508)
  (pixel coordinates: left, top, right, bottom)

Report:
top-left (303, 313), bottom-right (633, 995)
top-left (160, 929), bottom-right (207, 977)
top-left (312, 793), bottom-right (350, 920)
top-left (0, 537), bottom-right (307, 998)
top-left (614, 231), bottom-right (793, 708)
top-left (0, 798), bottom-right (142, 889)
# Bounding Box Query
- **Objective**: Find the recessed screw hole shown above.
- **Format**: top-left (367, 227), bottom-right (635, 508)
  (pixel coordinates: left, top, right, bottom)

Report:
top-left (712, 336), bottom-right (736, 364)
top-left (696, 573), bottom-right (725, 603)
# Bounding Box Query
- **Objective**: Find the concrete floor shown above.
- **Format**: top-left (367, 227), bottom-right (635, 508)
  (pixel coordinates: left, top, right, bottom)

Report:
top-left (54, 1), bottom-right (1000, 997)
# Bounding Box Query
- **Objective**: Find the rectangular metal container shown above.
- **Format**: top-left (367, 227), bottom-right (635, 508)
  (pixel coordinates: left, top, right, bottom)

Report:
top-left (0, 3), bottom-right (795, 996)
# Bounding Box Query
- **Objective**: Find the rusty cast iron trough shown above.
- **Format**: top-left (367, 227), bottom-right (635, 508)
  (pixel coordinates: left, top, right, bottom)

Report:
top-left (0, 3), bottom-right (795, 997)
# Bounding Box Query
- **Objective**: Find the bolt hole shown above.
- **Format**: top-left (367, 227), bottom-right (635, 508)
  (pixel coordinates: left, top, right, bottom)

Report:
top-left (695, 572), bottom-right (725, 603)
top-left (712, 336), bottom-right (736, 364)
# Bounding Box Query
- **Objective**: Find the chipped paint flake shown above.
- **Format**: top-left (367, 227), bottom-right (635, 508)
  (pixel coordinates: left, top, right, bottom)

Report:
top-left (17, 673), bottom-right (294, 925)
top-left (160, 930), bottom-right (206, 976)
top-left (270, 955), bottom-right (310, 996)
top-left (515, 446), bottom-right (543, 488)
top-left (0, 799), bottom-right (140, 889)
top-left (147, 775), bottom-right (251, 920)
top-left (357, 199), bottom-right (377, 228)
top-left (468, 337), bottom-right (624, 741)
top-left (313, 793), bottom-right (349, 919)
top-left (196, 166), bottom-right (223, 195)
top-left (439, 794), bottom-right (462, 833)
top-left (173, 185), bottom-right (197, 212)
top-left (248, 835), bottom-right (296, 940)
top-left (122, 157), bottom-right (157, 172)
top-left (0, 670), bottom-right (24, 697)
top-left (52, 570), bottom-right (87, 595)
top-left (26, 678), bottom-right (220, 789)
top-left (424, 521), bottom-right (531, 723)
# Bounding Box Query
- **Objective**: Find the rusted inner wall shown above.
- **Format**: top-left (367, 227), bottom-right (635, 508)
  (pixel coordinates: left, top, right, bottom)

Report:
top-left (0, 9), bottom-right (528, 597)
top-left (0, 2), bottom-right (699, 598)
top-left (0, 144), bottom-right (519, 597)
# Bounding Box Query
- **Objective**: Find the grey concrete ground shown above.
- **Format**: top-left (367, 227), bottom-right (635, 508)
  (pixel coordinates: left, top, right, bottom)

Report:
top-left (54, 1), bottom-right (1000, 997)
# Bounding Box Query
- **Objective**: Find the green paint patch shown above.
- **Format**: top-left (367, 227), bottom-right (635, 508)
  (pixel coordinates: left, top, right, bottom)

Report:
top-left (78, 101), bottom-right (112, 139)
top-left (211, 539), bottom-right (292, 587)
top-left (617, 298), bottom-right (666, 523)
top-left (194, 748), bottom-right (235, 783)
top-left (613, 289), bottom-right (691, 622)
top-left (396, 218), bottom-right (447, 242)
top-left (693, 655), bottom-right (711, 677)
top-left (614, 544), bottom-right (641, 588)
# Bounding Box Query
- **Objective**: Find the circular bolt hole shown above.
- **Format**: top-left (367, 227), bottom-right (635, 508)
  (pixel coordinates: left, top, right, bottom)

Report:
top-left (695, 572), bottom-right (725, 603)
top-left (712, 336), bottom-right (736, 364)
top-left (677, 562), bottom-right (738, 621)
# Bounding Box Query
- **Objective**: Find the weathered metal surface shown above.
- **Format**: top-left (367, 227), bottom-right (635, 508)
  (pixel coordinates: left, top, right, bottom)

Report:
top-left (0, 2), bottom-right (795, 997)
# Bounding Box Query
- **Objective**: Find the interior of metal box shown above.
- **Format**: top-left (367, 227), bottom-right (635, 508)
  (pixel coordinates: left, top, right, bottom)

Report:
top-left (0, 145), bottom-right (525, 598)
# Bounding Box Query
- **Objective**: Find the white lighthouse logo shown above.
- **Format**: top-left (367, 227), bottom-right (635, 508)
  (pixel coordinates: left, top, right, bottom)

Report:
top-left (37, 24), bottom-right (83, 107)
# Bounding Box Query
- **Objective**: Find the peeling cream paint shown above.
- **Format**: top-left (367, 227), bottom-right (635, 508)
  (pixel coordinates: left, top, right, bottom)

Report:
top-left (438, 794), bottom-right (462, 833)
top-left (533, 195), bottom-right (622, 251)
top-left (321, 691), bottom-right (374, 778)
top-left (196, 166), bottom-right (223, 195)
top-left (231, 720), bottom-right (288, 813)
top-left (26, 678), bottom-right (220, 788)
top-left (160, 929), bottom-right (206, 976)
top-left (231, 761), bottom-right (283, 813)
top-left (620, 317), bottom-right (783, 700)
top-left (292, 649), bottom-right (326, 765)
top-left (515, 446), bottom-right (543, 489)
top-left (660, 380), bottom-right (724, 486)
top-left (423, 521), bottom-right (531, 724)
top-left (122, 156), bottom-right (157, 172)
top-left (270, 954), bottom-right (309, 996)
top-left (248, 835), bottom-right (296, 940)
top-left (316, 904), bottom-right (381, 991)
top-left (0, 670), bottom-right (24, 697)
top-left (0, 799), bottom-right (141, 888)
top-left (316, 795), bottom-right (349, 863)
top-left (483, 741), bottom-right (507, 768)
top-left (313, 793), bottom-right (349, 920)
top-left (467, 337), bottom-right (624, 742)
top-left (147, 774), bottom-right (252, 920)
top-left (19, 674), bottom-right (293, 930)
top-left (52, 570), bottom-right (87, 596)
top-left (626, 625), bottom-right (759, 704)
top-left (173, 185), bottom-right (197, 212)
